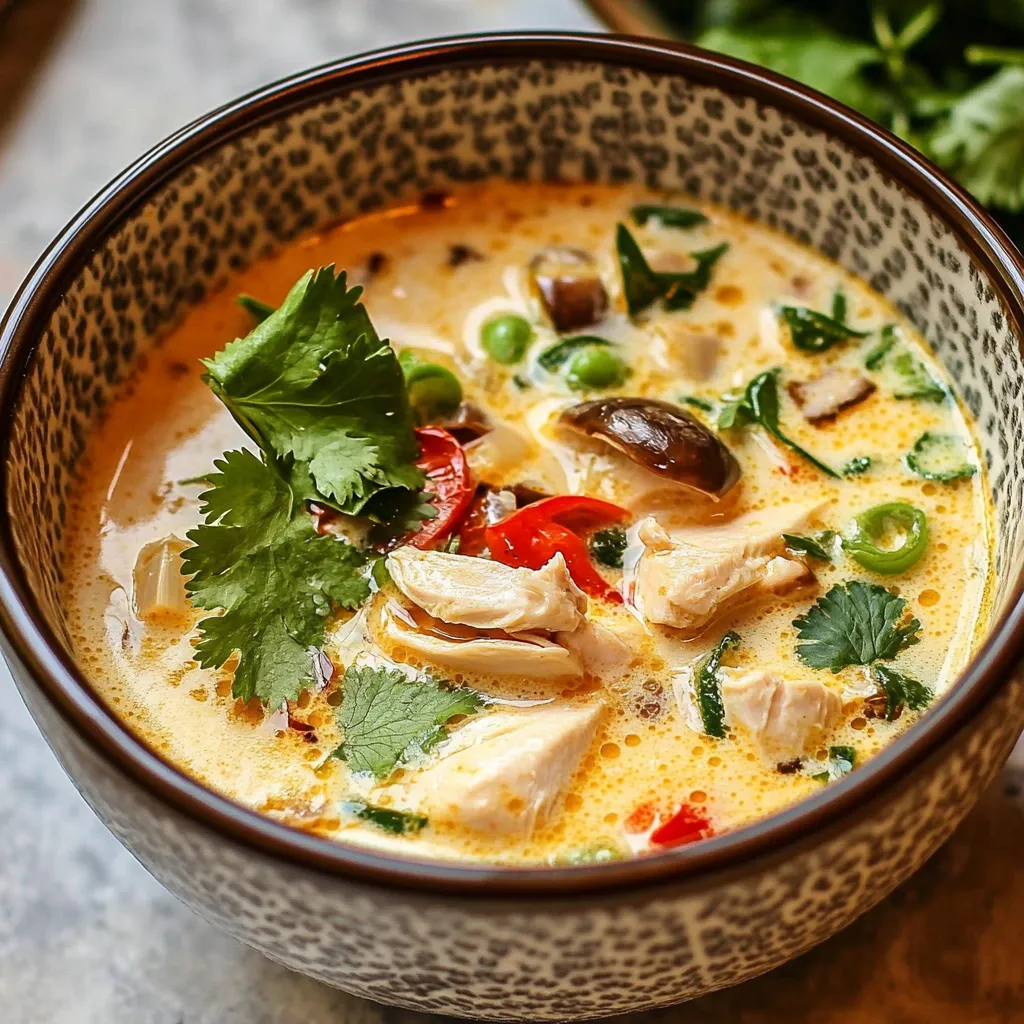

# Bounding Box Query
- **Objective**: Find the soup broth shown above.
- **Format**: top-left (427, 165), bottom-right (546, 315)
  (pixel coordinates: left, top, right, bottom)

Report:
top-left (64, 182), bottom-right (992, 865)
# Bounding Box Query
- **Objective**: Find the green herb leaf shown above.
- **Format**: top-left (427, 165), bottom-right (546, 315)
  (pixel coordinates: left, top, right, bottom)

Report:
top-left (865, 325), bottom-right (944, 400)
top-left (830, 289), bottom-right (847, 323)
top-left (589, 527), bottom-right (628, 569)
top-left (792, 581), bottom-right (922, 672)
top-left (555, 839), bottom-right (626, 865)
top-left (872, 664), bottom-right (934, 721)
top-left (203, 266), bottom-right (422, 516)
top-left (616, 223), bottom-right (727, 318)
top-left (333, 665), bottom-right (483, 779)
top-left (779, 305), bottom-right (869, 353)
top-left (341, 799), bottom-right (428, 835)
top-left (695, 631), bottom-right (740, 739)
top-left (236, 294), bottom-right (276, 323)
top-left (631, 204), bottom-right (708, 229)
top-left (181, 450), bottom-right (370, 708)
top-left (930, 66), bottom-right (1024, 212)
top-left (698, 24), bottom-right (888, 120)
top-left (811, 744), bottom-right (857, 783)
top-left (904, 431), bottom-right (977, 481)
top-left (680, 395), bottom-right (715, 413)
top-left (783, 530), bottom-right (837, 562)
top-left (843, 456), bottom-right (873, 476)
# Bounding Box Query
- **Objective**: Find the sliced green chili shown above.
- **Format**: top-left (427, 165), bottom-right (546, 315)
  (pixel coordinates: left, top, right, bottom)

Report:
top-left (843, 502), bottom-right (929, 575)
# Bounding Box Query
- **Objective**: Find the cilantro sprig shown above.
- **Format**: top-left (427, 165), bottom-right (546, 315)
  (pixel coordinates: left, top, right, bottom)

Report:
top-left (182, 265), bottom-right (430, 708)
top-left (181, 450), bottom-right (370, 708)
top-left (333, 665), bottom-right (483, 779)
top-left (205, 266), bottom-right (422, 515)
top-left (792, 581), bottom-right (921, 672)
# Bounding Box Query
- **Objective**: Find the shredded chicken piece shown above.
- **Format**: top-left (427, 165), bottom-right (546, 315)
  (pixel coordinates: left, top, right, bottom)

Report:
top-left (630, 504), bottom-right (821, 630)
top-left (720, 669), bottom-right (841, 757)
top-left (402, 703), bottom-right (604, 835)
top-left (787, 369), bottom-right (875, 424)
top-left (386, 548), bottom-right (587, 634)
top-left (380, 604), bottom-right (582, 681)
top-left (556, 616), bottom-right (637, 678)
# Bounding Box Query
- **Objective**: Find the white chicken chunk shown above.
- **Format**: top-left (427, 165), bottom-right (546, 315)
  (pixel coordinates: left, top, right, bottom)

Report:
top-left (629, 503), bottom-right (821, 631)
top-left (386, 548), bottom-right (587, 634)
top-left (721, 670), bottom-right (841, 758)
top-left (380, 604), bottom-right (582, 681)
top-left (403, 703), bottom-right (604, 835)
top-left (556, 616), bottom-right (639, 678)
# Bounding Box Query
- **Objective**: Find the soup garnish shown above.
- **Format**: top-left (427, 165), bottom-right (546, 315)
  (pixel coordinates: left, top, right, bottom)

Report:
top-left (65, 183), bottom-right (992, 864)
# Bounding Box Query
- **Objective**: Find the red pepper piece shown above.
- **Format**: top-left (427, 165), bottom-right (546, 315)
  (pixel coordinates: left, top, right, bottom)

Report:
top-left (455, 488), bottom-right (491, 557)
top-left (649, 804), bottom-right (712, 848)
top-left (406, 427), bottom-right (474, 550)
top-left (483, 495), bottom-right (629, 602)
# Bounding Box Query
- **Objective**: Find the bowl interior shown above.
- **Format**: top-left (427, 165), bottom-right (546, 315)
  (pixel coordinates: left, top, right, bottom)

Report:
top-left (4, 39), bottom-right (1024, 814)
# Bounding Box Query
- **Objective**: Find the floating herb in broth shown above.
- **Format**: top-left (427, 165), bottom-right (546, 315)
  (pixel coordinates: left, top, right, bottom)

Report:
top-left (62, 181), bottom-right (992, 867)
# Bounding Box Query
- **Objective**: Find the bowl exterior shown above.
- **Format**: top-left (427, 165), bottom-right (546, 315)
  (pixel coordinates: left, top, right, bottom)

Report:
top-left (4, 37), bottom-right (1024, 1020)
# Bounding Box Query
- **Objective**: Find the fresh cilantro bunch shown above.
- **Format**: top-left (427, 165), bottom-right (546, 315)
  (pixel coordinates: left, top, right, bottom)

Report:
top-left (182, 266), bottom-right (425, 708)
top-left (654, 0), bottom-right (1024, 228)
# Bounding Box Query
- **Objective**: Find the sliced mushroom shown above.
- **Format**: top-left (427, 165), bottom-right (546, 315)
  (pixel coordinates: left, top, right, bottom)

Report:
top-left (787, 369), bottom-right (875, 424)
top-left (560, 397), bottom-right (741, 501)
top-left (380, 604), bottom-right (582, 681)
top-left (443, 401), bottom-right (492, 445)
top-left (530, 246), bottom-right (609, 332)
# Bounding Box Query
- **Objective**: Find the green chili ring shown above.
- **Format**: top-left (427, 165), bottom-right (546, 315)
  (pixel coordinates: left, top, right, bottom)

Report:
top-left (843, 502), bottom-right (929, 575)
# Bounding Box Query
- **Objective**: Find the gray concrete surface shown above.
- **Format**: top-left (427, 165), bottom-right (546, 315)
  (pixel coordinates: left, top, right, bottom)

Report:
top-left (1, 3), bottom-right (1022, 1022)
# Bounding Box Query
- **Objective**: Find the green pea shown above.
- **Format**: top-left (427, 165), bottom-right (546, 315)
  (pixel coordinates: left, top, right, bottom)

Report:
top-left (565, 345), bottom-right (629, 391)
top-left (843, 502), bottom-right (928, 575)
top-left (481, 313), bottom-right (533, 364)
top-left (399, 351), bottom-right (463, 424)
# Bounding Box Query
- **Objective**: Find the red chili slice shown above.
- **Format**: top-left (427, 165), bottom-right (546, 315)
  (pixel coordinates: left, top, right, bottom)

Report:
top-left (406, 427), bottom-right (474, 550)
top-left (649, 804), bottom-right (712, 848)
top-left (483, 495), bottom-right (629, 601)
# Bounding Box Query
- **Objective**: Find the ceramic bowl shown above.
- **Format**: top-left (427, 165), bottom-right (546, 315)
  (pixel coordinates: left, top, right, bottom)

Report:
top-left (3, 33), bottom-right (1024, 1022)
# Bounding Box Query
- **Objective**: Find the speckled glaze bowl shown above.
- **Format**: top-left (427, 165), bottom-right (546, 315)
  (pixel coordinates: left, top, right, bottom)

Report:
top-left (3, 33), bottom-right (1024, 1021)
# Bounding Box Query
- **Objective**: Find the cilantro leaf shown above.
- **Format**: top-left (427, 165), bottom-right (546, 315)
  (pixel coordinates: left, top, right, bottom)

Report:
top-left (930, 66), bottom-right (1024, 212)
top-left (792, 581), bottom-right (922, 672)
top-left (589, 527), bottom-right (628, 568)
top-left (865, 325), bottom-right (945, 401)
top-left (617, 223), bottom-right (727, 318)
top-left (872, 664), bottom-right (934, 720)
top-left (181, 450), bottom-right (370, 708)
top-left (810, 744), bottom-right (857, 783)
top-left (341, 799), bottom-right (428, 835)
top-left (203, 266), bottom-right (422, 515)
top-left (333, 665), bottom-right (483, 779)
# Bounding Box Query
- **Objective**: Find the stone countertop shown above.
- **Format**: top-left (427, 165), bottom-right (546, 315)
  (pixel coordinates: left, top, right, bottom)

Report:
top-left (1, 2), bottom-right (1022, 1021)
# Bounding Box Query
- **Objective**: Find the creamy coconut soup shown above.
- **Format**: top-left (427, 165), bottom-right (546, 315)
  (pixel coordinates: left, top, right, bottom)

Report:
top-left (65, 182), bottom-right (992, 865)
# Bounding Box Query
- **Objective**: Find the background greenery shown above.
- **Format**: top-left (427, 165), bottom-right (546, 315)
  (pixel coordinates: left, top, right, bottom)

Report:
top-left (650, 0), bottom-right (1024, 247)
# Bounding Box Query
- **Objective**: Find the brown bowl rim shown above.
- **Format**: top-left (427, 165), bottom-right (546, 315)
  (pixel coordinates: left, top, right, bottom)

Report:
top-left (2, 31), bottom-right (1024, 898)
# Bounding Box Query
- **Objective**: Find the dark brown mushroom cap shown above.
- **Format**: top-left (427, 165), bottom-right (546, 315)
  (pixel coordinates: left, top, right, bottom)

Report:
top-left (529, 246), bottom-right (608, 333)
top-left (560, 397), bottom-right (741, 501)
